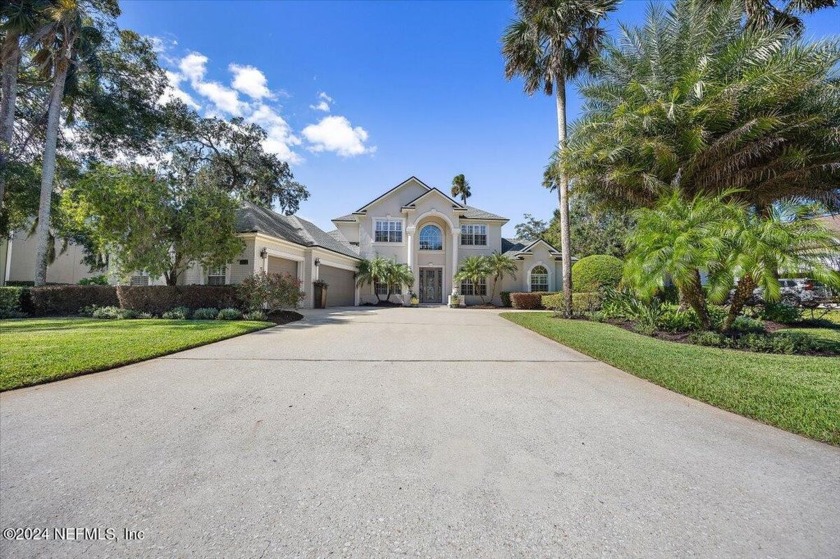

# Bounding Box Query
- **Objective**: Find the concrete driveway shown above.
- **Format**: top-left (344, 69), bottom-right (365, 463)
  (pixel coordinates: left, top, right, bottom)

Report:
top-left (1, 307), bottom-right (838, 558)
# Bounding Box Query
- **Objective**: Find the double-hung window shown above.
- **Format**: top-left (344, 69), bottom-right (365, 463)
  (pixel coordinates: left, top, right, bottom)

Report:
top-left (207, 265), bottom-right (227, 286)
top-left (460, 278), bottom-right (487, 296)
top-left (375, 219), bottom-right (403, 243)
top-left (460, 224), bottom-right (487, 246)
top-left (375, 281), bottom-right (401, 296)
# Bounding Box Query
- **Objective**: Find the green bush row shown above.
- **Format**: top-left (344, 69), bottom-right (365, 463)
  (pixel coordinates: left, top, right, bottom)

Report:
top-left (688, 330), bottom-right (830, 354)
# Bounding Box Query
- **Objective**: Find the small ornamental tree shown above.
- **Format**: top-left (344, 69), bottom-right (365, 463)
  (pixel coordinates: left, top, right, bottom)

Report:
top-left (238, 272), bottom-right (305, 313)
top-left (455, 256), bottom-right (492, 304)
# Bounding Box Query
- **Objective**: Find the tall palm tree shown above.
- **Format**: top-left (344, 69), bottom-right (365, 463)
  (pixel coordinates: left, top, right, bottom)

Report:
top-left (485, 252), bottom-right (518, 305)
top-left (502, 0), bottom-right (618, 317)
top-left (0, 0), bottom-right (47, 209)
top-left (32, 0), bottom-right (118, 285)
top-left (708, 202), bottom-right (840, 330)
top-left (454, 255), bottom-right (492, 304)
top-left (450, 174), bottom-right (471, 205)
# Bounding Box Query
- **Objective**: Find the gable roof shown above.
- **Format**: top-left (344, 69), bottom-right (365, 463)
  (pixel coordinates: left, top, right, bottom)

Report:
top-left (401, 187), bottom-right (466, 210)
top-left (501, 237), bottom-right (563, 259)
top-left (236, 202), bottom-right (361, 260)
top-left (355, 176), bottom-right (432, 213)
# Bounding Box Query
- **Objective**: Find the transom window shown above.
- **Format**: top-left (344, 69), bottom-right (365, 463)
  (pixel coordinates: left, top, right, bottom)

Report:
top-left (375, 219), bottom-right (403, 243)
top-left (460, 278), bottom-right (487, 296)
top-left (460, 224), bottom-right (487, 246)
top-left (530, 265), bottom-right (549, 292)
top-left (419, 225), bottom-right (443, 251)
top-left (207, 265), bottom-right (227, 286)
top-left (374, 281), bottom-right (402, 296)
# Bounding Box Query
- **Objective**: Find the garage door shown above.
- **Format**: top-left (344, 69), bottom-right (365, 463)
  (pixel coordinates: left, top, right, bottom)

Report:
top-left (267, 256), bottom-right (298, 277)
top-left (319, 265), bottom-right (356, 307)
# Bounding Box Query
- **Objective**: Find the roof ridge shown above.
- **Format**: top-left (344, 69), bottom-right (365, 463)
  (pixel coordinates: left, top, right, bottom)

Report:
top-left (287, 215), bottom-right (316, 246)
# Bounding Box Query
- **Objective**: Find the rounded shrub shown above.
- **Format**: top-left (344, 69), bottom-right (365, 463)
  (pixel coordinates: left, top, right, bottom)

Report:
top-left (192, 307), bottom-right (219, 320)
top-left (162, 306), bottom-right (190, 320)
top-left (217, 308), bottom-right (243, 320)
top-left (571, 255), bottom-right (623, 293)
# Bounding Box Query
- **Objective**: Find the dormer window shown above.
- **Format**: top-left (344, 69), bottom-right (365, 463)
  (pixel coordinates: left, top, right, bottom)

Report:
top-left (374, 219), bottom-right (403, 243)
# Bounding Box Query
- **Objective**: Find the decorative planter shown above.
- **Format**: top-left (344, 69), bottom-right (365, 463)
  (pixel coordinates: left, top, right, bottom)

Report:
top-left (313, 281), bottom-right (328, 309)
top-left (410, 296), bottom-right (419, 307)
top-left (448, 295), bottom-right (460, 308)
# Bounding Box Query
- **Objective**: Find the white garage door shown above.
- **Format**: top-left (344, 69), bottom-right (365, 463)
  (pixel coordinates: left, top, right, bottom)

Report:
top-left (319, 265), bottom-right (356, 307)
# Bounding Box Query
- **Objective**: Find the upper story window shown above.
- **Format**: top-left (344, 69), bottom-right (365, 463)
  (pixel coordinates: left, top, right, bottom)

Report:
top-left (530, 265), bottom-right (549, 292)
top-left (419, 225), bottom-right (443, 251)
top-left (375, 219), bottom-right (403, 243)
top-left (207, 265), bottom-right (227, 286)
top-left (461, 224), bottom-right (487, 246)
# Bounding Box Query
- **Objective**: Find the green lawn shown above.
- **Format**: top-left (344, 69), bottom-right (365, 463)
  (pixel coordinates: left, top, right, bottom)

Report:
top-left (0, 318), bottom-right (273, 391)
top-left (501, 312), bottom-right (840, 445)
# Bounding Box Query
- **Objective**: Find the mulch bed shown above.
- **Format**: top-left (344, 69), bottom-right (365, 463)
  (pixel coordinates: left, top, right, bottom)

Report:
top-left (266, 311), bottom-right (303, 325)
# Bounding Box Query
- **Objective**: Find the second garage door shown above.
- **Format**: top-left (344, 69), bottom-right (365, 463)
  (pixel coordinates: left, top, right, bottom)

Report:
top-left (319, 265), bottom-right (356, 307)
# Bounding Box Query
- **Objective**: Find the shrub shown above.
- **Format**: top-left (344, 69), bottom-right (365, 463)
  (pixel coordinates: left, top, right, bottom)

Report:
top-left (91, 306), bottom-right (139, 320)
top-left (510, 292), bottom-right (543, 310)
top-left (78, 275), bottom-right (108, 285)
top-left (657, 305), bottom-right (700, 332)
top-left (542, 292), bottom-right (603, 316)
top-left (193, 307), bottom-right (219, 320)
top-left (116, 285), bottom-right (243, 315)
top-left (238, 272), bottom-right (305, 312)
top-left (162, 306), bottom-right (190, 320)
top-left (571, 255), bottom-right (623, 292)
top-left (217, 307), bottom-right (243, 320)
top-left (688, 330), bottom-right (825, 354)
top-left (243, 310), bottom-right (268, 321)
top-left (0, 287), bottom-right (28, 318)
top-left (759, 302), bottom-right (801, 324)
top-left (500, 291), bottom-right (512, 308)
top-left (730, 316), bottom-right (766, 334)
top-left (30, 285), bottom-right (119, 316)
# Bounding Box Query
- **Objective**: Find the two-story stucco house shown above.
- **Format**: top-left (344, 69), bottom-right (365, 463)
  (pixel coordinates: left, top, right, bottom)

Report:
top-left (1, 176), bottom-right (567, 307)
top-left (330, 176), bottom-right (566, 305)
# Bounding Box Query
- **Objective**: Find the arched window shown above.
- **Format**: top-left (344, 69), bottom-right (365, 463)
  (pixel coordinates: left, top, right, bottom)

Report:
top-left (530, 265), bottom-right (549, 292)
top-left (419, 225), bottom-right (443, 251)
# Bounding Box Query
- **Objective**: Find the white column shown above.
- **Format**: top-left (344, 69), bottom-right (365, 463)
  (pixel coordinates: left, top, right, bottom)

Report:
top-left (451, 228), bottom-right (460, 304)
top-left (405, 226), bottom-right (415, 306)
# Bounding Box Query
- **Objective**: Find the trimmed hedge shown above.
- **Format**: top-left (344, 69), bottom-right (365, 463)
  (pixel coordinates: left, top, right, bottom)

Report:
top-left (30, 285), bottom-right (119, 316)
top-left (0, 287), bottom-right (29, 318)
top-left (542, 292), bottom-right (603, 315)
top-left (510, 292), bottom-right (543, 310)
top-left (571, 255), bottom-right (623, 292)
top-left (500, 291), bottom-right (512, 308)
top-left (116, 285), bottom-right (243, 315)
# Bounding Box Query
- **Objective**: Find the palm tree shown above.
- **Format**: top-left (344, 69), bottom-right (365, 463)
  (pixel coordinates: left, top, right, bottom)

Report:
top-left (32, 0), bottom-right (118, 285)
top-left (450, 174), bottom-right (471, 205)
top-left (384, 262), bottom-right (414, 303)
top-left (485, 252), bottom-right (518, 305)
top-left (356, 256), bottom-right (392, 304)
top-left (624, 189), bottom-right (737, 330)
top-left (454, 255), bottom-right (492, 304)
top-left (708, 202), bottom-right (840, 330)
top-left (719, 0), bottom-right (837, 33)
top-left (502, 0), bottom-right (618, 318)
top-left (0, 0), bottom-right (47, 209)
top-left (562, 0), bottom-right (840, 213)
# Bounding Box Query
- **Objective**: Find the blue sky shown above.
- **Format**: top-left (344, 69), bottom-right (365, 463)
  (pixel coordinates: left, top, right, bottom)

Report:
top-left (118, 1), bottom-right (839, 236)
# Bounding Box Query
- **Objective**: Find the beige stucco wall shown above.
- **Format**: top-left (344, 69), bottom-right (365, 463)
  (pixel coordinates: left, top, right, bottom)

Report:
top-left (6, 230), bottom-right (100, 285)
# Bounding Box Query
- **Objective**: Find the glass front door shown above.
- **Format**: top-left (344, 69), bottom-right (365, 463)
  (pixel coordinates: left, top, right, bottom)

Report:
top-left (419, 268), bottom-right (442, 303)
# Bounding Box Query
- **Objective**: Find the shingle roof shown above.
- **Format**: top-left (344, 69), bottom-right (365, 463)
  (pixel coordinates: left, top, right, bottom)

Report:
top-left (236, 202), bottom-right (361, 260)
top-left (462, 206), bottom-right (507, 221)
top-left (332, 213), bottom-right (357, 222)
top-left (501, 238), bottom-right (528, 256)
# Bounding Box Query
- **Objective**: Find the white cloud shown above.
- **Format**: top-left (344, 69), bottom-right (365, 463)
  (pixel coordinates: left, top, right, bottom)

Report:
top-left (248, 104), bottom-right (302, 164)
top-left (179, 52), bottom-right (208, 82)
top-left (230, 64), bottom-right (272, 100)
top-left (160, 70), bottom-right (200, 109)
top-left (301, 115), bottom-right (375, 157)
top-left (309, 91), bottom-right (333, 112)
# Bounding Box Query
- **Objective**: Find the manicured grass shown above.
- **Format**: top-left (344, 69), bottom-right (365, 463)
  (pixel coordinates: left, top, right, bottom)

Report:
top-left (0, 318), bottom-right (273, 391)
top-left (501, 312), bottom-right (840, 445)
